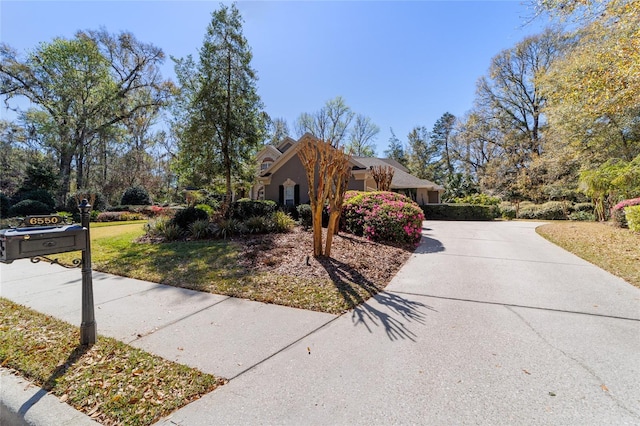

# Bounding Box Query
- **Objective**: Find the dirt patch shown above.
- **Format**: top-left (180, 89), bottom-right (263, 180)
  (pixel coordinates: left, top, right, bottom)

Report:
top-left (235, 227), bottom-right (414, 290)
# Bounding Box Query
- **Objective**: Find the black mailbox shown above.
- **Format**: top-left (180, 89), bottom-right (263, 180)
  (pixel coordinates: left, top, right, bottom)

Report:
top-left (0, 224), bottom-right (87, 263)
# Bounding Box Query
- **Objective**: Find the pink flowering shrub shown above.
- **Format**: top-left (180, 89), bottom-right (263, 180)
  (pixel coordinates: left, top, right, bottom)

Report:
top-left (611, 197), bottom-right (640, 227)
top-left (140, 205), bottom-right (178, 218)
top-left (341, 191), bottom-right (424, 245)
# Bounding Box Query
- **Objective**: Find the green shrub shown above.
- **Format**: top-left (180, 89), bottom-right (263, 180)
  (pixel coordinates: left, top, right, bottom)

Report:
top-left (188, 219), bottom-right (213, 239)
top-left (421, 204), bottom-right (498, 221)
top-left (625, 205), bottom-right (640, 232)
top-left (270, 211), bottom-right (295, 233)
top-left (11, 189), bottom-right (55, 210)
top-left (296, 204), bottom-right (312, 228)
top-left (65, 192), bottom-right (108, 213)
top-left (8, 199), bottom-right (52, 216)
top-left (342, 191), bottom-right (424, 245)
top-left (145, 217), bottom-right (170, 237)
top-left (501, 206), bottom-right (517, 220)
top-left (571, 202), bottom-right (594, 213)
top-left (568, 211), bottom-right (596, 221)
top-left (216, 218), bottom-right (244, 239)
top-left (121, 186), bottom-right (152, 206)
top-left (453, 193), bottom-right (501, 206)
top-left (538, 201), bottom-right (567, 220)
top-left (517, 201), bottom-right (566, 220)
top-left (230, 199), bottom-right (277, 219)
top-left (145, 217), bottom-right (182, 241)
top-left (611, 198), bottom-right (640, 228)
top-left (96, 211), bottom-right (145, 222)
top-left (0, 193), bottom-right (10, 218)
top-left (162, 223), bottom-right (183, 241)
top-left (171, 206), bottom-right (209, 230)
top-left (194, 203), bottom-right (214, 217)
top-left (245, 216), bottom-right (271, 234)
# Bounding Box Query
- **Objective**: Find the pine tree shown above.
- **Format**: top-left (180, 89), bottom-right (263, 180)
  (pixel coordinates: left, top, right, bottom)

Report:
top-left (174, 4), bottom-right (266, 209)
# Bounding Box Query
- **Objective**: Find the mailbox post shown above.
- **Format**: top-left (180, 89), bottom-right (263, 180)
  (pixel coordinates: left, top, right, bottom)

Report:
top-left (79, 199), bottom-right (96, 345)
top-left (0, 200), bottom-right (97, 345)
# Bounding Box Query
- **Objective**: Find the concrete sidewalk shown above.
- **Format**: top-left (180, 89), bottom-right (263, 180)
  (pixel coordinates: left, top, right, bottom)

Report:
top-left (0, 258), bottom-right (336, 424)
top-left (2, 220), bottom-right (640, 425)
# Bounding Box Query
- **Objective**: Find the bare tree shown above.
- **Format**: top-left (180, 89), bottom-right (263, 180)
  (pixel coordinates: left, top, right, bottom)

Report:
top-left (298, 136), bottom-right (352, 257)
top-left (295, 96), bottom-right (354, 147)
top-left (345, 114), bottom-right (379, 156)
top-left (371, 165), bottom-right (394, 191)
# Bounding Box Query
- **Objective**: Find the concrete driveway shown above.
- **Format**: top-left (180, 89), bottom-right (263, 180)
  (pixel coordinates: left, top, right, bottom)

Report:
top-left (159, 221), bottom-right (640, 425)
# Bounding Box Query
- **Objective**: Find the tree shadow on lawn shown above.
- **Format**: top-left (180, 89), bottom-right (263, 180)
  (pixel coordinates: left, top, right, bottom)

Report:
top-left (19, 343), bottom-right (91, 417)
top-left (318, 257), bottom-right (436, 342)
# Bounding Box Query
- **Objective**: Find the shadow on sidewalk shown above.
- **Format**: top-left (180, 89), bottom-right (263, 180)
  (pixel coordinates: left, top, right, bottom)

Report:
top-left (18, 344), bottom-right (91, 417)
top-left (318, 257), bottom-right (436, 342)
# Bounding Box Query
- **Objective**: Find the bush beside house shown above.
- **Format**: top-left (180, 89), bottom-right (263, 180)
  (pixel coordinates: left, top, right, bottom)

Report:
top-left (341, 191), bottom-right (424, 245)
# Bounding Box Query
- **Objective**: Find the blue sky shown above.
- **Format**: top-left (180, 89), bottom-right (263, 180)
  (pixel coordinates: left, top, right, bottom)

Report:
top-left (1, 1), bottom-right (547, 155)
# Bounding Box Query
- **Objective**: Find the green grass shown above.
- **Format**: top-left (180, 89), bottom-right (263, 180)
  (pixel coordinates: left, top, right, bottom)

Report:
top-left (0, 298), bottom-right (224, 425)
top-left (537, 221), bottom-right (640, 289)
top-left (54, 223), bottom-right (401, 314)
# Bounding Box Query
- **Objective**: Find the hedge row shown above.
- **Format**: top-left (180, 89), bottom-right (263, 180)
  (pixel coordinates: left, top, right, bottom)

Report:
top-left (421, 204), bottom-right (499, 221)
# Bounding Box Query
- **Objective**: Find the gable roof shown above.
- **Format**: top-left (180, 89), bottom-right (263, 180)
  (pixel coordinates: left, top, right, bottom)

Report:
top-left (351, 156), bottom-right (444, 191)
top-left (258, 133), bottom-right (315, 178)
top-left (256, 144), bottom-right (283, 160)
top-left (276, 136), bottom-right (297, 153)
top-left (259, 134), bottom-right (444, 192)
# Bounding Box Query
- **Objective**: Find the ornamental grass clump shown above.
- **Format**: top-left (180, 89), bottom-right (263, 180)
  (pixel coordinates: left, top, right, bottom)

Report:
top-left (342, 191), bottom-right (424, 245)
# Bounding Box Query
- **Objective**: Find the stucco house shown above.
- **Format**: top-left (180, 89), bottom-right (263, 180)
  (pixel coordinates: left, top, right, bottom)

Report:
top-left (252, 133), bottom-right (444, 206)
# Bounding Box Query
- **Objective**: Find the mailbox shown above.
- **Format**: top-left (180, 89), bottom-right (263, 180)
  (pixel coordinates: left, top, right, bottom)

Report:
top-left (0, 224), bottom-right (86, 263)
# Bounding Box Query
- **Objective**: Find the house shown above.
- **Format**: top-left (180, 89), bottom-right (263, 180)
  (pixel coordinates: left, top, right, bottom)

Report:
top-left (252, 133), bottom-right (444, 206)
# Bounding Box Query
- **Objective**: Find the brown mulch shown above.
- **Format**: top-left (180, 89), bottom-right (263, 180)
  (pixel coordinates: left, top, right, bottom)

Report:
top-left (234, 227), bottom-right (414, 289)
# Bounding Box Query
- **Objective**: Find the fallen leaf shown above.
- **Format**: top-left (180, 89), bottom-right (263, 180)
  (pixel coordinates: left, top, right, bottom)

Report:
top-left (523, 369), bottom-right (531, 375)
top-left (601, 384), bottom-right (609, 392)
top-left (86, 403), bottom-right (101, 416)
top-left (549, 392), bottom-right (556, 397)
top-left (59, 394), bottom-right (69, 402)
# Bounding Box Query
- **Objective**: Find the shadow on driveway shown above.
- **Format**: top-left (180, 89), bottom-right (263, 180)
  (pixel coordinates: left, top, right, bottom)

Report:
top-left (319, 256), bottom-right (437, 342)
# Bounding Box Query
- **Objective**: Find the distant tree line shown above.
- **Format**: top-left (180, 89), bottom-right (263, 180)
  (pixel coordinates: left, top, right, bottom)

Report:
top-left (1, 1), bottom-right (637, 215)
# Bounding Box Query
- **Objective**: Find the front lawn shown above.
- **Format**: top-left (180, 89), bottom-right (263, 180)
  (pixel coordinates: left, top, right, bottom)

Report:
top-left (536, 221), bottom-right (640, 289)
top-left (56, 223), bottom-right (414, 314)
top-left (0, 298), bottom-right (224, 425)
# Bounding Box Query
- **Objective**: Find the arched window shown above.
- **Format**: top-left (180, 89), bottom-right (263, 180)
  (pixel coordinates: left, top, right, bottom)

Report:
top-left (261, 157), bottom-right (274, 171)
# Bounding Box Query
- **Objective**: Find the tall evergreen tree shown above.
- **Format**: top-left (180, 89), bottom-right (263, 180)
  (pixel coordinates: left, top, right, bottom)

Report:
top-left (406, 126), bottom-right (441, 182)
top-left (431, 112), bottom-right (457, 178)
top-left (384, 129), bottom-right (407, 167)
top-left (174, 3), bottom-right (266, 207)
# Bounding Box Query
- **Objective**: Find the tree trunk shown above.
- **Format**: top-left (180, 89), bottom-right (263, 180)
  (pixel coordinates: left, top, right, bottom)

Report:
top-left (312, 203), bottom-right (324, 257)
top-left (57, 148), bottom-right (74, 206)
top-left (324, 211), bottom-right (340, 257)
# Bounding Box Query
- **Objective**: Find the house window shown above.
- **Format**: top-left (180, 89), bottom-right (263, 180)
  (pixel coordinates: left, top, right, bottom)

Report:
top-left (261, 157), bottom-right (274, 171)
top-left (280, 178), bottom-right (298, 206)
top-left (284, 185), bottom-right (295, 206)
top-left (257, 186), bottom-right (265, 201)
